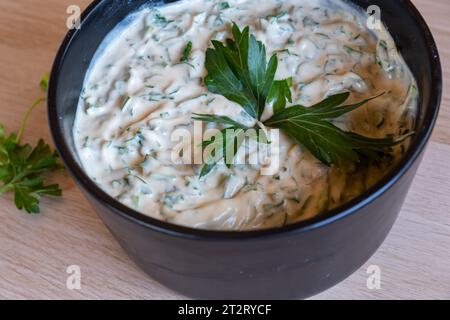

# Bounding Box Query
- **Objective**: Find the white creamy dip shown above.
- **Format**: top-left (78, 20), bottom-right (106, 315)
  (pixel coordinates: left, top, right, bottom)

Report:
top-left (74, 0), bottom-right (418, 230)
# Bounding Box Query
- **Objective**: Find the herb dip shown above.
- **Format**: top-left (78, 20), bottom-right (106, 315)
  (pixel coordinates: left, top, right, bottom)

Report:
top-left (74, 0), bottom-right (418, 230)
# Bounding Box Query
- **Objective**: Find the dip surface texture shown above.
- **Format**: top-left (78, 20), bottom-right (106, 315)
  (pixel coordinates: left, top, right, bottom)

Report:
top-left (74, 0), bottom-right (418, 230)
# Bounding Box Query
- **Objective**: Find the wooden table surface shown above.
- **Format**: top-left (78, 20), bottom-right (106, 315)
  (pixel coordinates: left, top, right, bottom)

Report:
top-left (0, 0), bottom-right (449, 300)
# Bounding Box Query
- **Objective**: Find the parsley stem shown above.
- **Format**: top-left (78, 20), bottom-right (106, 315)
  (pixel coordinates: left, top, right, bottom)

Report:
top-left (0, 184), bottom-right (13, 194)
top-left (16, 97), bottom-right (46, 144)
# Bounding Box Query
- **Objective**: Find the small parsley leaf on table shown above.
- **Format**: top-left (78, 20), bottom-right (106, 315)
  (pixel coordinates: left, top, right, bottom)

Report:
top-left (0, 74), bottom-right (62, 214)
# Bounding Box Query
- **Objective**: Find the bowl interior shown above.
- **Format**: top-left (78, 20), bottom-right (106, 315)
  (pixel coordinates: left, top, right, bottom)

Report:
top-left (49, 0), bottom-right (441, 236)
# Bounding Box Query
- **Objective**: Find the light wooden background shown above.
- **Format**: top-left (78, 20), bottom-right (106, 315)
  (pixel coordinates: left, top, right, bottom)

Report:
top-left (0, 0), bottom-right (449, 300)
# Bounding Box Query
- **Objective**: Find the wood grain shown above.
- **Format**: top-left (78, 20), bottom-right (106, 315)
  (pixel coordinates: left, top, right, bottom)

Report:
top-left (0, 0), bottom-right (449, 300)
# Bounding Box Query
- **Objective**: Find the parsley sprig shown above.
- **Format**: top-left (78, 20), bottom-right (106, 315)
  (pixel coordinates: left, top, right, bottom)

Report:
top-left (0, 74), bottom-right (62, 214)
top-left (194, 23), bottom-right (413, 176)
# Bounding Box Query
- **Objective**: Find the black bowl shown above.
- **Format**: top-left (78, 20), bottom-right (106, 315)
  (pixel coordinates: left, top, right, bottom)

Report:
top-left (48, 0), bottom-right (442, 299)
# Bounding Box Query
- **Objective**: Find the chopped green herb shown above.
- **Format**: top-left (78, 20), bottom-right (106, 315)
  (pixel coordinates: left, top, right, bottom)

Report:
top-left (131, 195), bottom-right (140, 207)
top-left (121, 96), bottom-right (130, 109)
top-left (303, 16), bottom-right (319, 27)
top-left (153, 13), bottom-right (173, 25)
top-left (219, 2), bottom-right (230, 9)
top-left (181, 41), bottom-right (193, 64)
top-left (344, 45), bottom-right (363, 56)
